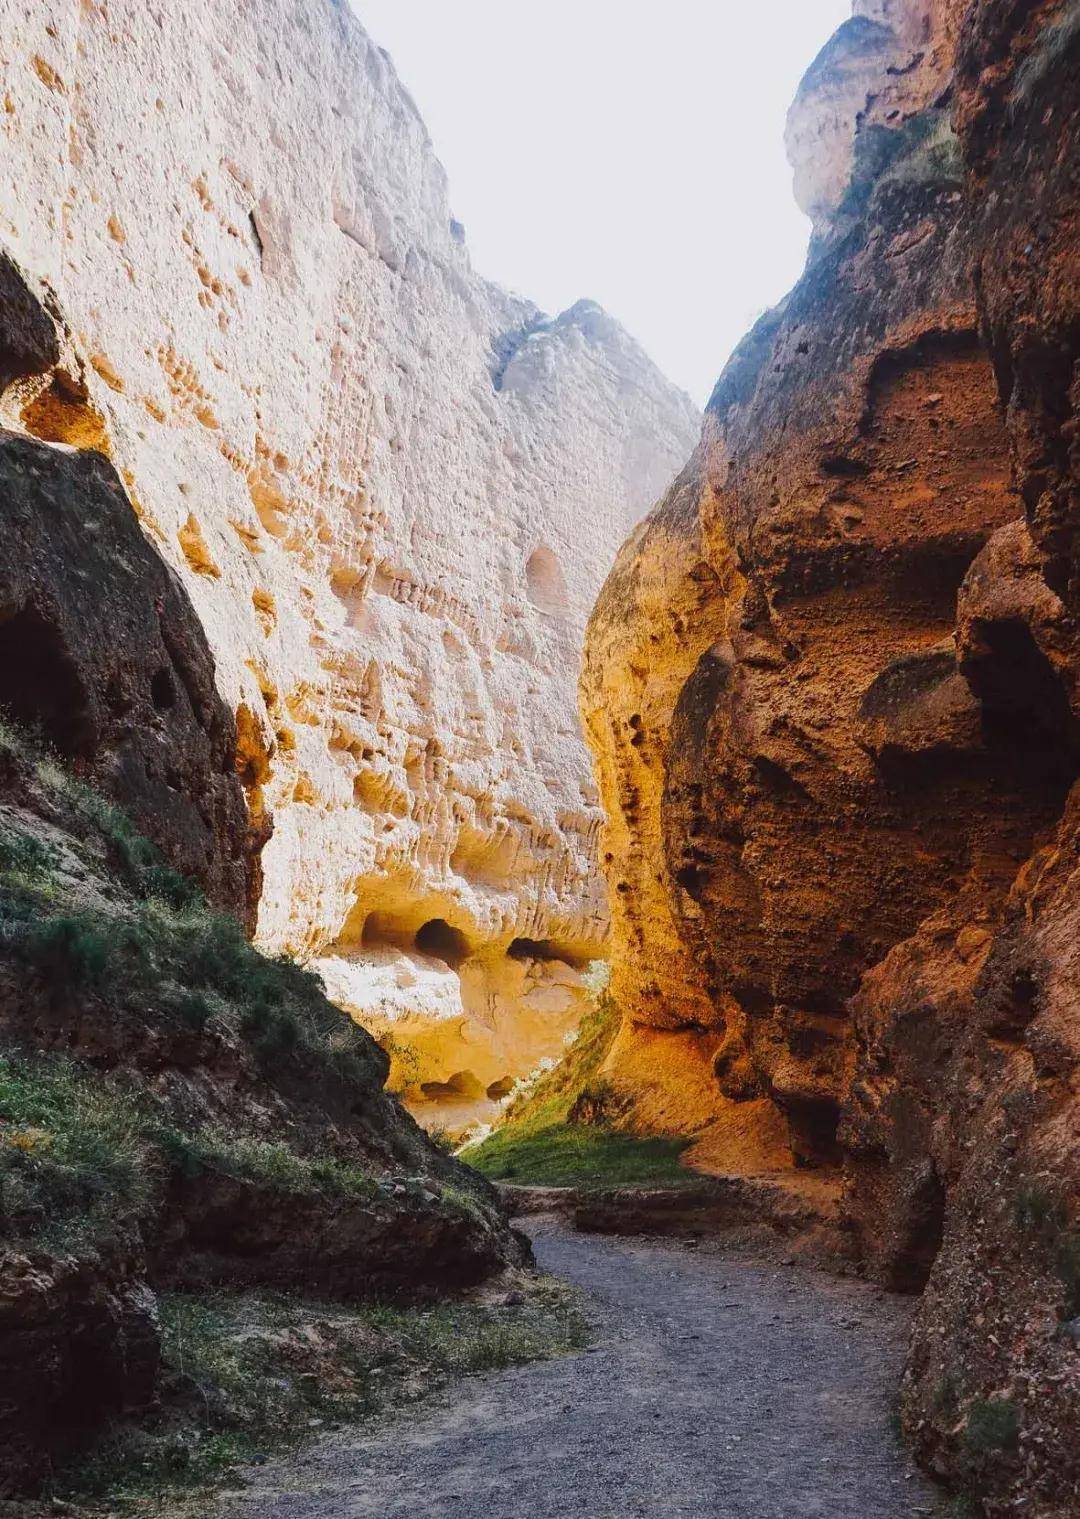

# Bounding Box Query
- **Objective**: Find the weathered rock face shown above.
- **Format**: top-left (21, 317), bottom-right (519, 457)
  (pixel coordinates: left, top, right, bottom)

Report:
top-left (583, 0), bottom-right (1080, 1507)
top-left (0, 0), bottom-right (697, 1121)
top-left (0, 255), bottom-right (254, 920)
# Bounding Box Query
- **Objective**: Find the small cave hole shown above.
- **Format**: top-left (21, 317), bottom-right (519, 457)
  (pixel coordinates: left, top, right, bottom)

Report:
top-left (507, 936), bottom-right (562, 962)
top-left (819, 454), bottom-right (868, 478)
top-left (674, 863), bottom-right (704, 896)
top-left (890, 1165), bottom-right (946, 1294)
top-left (486, 1076), bottom-right (514, 1101)
top-left (0, 604), bottom-right (92, 756)
top-left (414, 918), bottom-right (469, 968)
top-left (150, 667), bottom-right (176, 710)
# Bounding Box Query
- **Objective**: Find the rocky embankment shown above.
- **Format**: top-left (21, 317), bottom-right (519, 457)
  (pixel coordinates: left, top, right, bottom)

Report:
top-left (582, 0), bottom-right (1080, 1511)
top-left (0, 0), bottom-right (697, 1129)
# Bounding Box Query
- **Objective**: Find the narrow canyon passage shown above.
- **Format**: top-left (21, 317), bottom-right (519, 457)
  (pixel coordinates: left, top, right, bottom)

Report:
top-left (220, 1219), bottom-right (944, 1518)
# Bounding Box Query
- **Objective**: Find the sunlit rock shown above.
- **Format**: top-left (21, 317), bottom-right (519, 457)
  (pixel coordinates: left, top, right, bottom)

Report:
top-left (0, 0), bottom-right (697, 1110)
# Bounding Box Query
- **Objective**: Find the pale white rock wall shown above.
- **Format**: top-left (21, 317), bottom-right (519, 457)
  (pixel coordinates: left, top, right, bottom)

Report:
top-left (785, 0), bottom-right (962, 240)
top-left (0, 0), bottom-right (696, 1121)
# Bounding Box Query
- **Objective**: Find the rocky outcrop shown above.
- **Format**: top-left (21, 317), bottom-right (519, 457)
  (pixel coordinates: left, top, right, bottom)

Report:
top-left (0, 0), bottom-right (697, 1122)
top-left (583, 0), bottom-right (1080, 1509)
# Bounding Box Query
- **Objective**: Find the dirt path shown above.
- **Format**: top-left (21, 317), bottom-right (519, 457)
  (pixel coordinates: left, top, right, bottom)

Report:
top-left (219, 1218), bottom-right (945, 1518)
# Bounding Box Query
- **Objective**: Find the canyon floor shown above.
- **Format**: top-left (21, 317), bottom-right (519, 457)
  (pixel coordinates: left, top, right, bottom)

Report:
top-left (215, 1218), bottom-right (946, 1518)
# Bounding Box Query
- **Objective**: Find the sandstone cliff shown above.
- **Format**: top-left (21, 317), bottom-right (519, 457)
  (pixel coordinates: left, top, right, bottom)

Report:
top-left (583, 1), bottom-right (1080, 1510)
top-left (0, 0), bottom-right (697, 1124)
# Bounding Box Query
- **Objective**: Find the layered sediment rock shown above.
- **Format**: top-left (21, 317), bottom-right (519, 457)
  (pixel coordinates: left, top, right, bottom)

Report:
top-left (583, 0), bottom-right (1080, 1507)
top-left (0, 0), bottom-right (696, 1121)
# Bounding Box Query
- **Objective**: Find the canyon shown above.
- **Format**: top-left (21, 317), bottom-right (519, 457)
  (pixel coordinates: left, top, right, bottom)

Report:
top-left (0, 0), bottom-right (697, 1129)
top-left (0, 0), bottom-right (1076, 1514)
top-left (583, 0), bottom-right (1080, 1512)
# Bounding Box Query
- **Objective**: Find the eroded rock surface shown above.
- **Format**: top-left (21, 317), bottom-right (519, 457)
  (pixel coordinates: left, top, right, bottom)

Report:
top-left (0, 0), bottom-right (696, 1120)
top-left (583, 1), bottom-right (1080, 1509)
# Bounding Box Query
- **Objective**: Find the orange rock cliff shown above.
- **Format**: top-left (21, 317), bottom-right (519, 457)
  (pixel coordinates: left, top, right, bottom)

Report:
top-left (581, 0), bottom-right (1080, 1509)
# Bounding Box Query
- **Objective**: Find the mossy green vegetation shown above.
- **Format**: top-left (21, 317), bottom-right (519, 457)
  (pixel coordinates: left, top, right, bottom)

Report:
top-left (466, 1121), bottom-right (691, 1189)
top-left (0, 1053), bottom-right (387, 1250)
top-left (0, 1052), bottom-right (152, 1248)
top-left (1013, 1181), bottom-right (1080, 1319)
top-left (837, 107), bottom-right (962, 225)
top-left (463, 965), bottom-right (691, 1189)
top-left (154, 1127), bottom-right (380, 1200)
top-left (0, 718), bottom-right (372, 1087)
top-left (52, 1279), bottom-right (590, 1512)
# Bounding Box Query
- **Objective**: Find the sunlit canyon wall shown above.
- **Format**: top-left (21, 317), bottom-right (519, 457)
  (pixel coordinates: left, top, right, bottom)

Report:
top-left (0, 0), bottom-right (698, 1126)
top-left (582, 0), bottom-right (1080, 1509)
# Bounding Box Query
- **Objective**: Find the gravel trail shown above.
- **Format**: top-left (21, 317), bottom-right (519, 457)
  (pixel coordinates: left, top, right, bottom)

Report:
top-left (220, 1217), bottom-right (945, 1518)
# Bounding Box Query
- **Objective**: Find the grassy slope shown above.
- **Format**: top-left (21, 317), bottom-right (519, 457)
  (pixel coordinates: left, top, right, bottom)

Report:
top-left (0, 714), bottom-right (428, 1253)
top-left (52, 1279), bottom-right (590, 1514)
top-left (462, 975), bottom-right (691, 1189)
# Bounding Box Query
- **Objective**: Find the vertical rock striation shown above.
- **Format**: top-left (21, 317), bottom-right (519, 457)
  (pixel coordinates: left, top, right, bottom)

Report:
top-left (0, 0), bottom-right (697, 1120)
top-left (583, 0), bottom-right (1080, 1507)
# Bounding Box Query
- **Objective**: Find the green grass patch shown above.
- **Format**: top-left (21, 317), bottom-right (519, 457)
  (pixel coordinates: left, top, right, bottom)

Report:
top-left (0, 823), bottom-right (58, 883)
top-left (465, 1121), bottom-right (691, 1189)
top-left (1013, 1180), bottom-right (1080, 1318)
top-left (2, 887), bottom-right (372, 1084)
top-left (155, 1127), bottom-right (378, 1201)
top-left (0, 1051), bottom-right (152, 1247)
top-left (964, 1397), bottom-right (1021, 1454)
top-left (462, 963), bottom-right (692, 1190)
top-left (0, 1050), bottom-right (390, 1251)
top-left (0, 719), bottom-right (372, 1085)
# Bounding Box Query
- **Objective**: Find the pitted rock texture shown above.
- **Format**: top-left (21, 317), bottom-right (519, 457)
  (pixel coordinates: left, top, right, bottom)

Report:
top-left (583, 1), bottom-right (1080, 1510)
top-left (0, 0), bottom-right (696, 1115)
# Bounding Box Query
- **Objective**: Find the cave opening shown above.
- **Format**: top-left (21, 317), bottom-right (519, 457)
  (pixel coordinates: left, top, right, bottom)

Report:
top-left (507, 936), bottom-right (564, 962)
top-left (414, 917), bottom-right (469, 967)
top-left (972, 617), bottom-right (1077, 757)
top-left (150, 666), bottom-right (176, 710)
top-left (0, 604), bottom-right (93, 757)
top-left (890, 1165), bottom-right (946, 1295)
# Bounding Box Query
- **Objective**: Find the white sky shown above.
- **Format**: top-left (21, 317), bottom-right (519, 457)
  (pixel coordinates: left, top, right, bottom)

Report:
top-left (352, 1), bottom-right (850, 405)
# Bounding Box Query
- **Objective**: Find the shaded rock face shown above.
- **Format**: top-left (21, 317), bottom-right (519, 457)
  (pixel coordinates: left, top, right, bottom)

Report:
top-left (0, 0), bottom-right (697, 1119)
top-left (583, 0), bottom-right (1080, 1507)
top-left (0, 260), bottom-right (254, 920)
